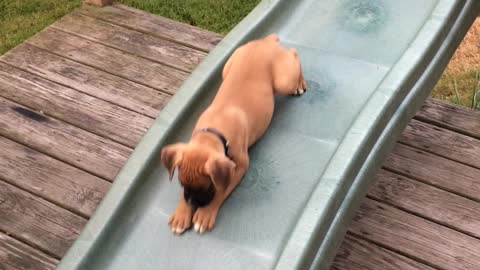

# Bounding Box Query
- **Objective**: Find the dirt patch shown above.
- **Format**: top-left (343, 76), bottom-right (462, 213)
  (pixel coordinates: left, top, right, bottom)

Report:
top-left (432, 17), bottom-right (480, 108)
top-left (444, 17), bottom-right (480, 74)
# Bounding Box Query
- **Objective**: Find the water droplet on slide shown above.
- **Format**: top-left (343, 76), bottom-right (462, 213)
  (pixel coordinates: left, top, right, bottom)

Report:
top-left (340, 0), bottom-right (387, 34)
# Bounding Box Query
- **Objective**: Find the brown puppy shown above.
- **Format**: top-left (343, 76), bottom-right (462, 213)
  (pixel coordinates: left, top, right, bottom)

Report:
top-left (161, 34), bottom-right (307, 234)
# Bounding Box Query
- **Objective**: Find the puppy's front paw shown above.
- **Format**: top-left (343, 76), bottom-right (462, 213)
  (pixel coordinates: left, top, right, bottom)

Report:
top-left (291, 88), bottom-right (306, 96)
top-left (169, 204), bottom-right (193, 235)
top-left (291, 73), bottom-right (308, 97)
top-left (290, 80), bottom-right (307, 97)
top-left (193, 207), bottom-right (219, 234)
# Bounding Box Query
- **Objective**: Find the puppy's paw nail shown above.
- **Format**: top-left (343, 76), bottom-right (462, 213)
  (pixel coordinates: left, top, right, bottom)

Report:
top-left (175, 227), bottom-right (184, 234)
top-left (194, 223), bottom-right (200, 232)
top-left (171, 227), bottom-right (176, 233)
top-left (297, 88), bottom-right (305, 95)
top-left (199, 226), bottom-right (205, 234)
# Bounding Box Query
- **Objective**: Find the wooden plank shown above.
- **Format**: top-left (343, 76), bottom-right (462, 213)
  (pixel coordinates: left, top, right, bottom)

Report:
top-left (369, 169), bottom-right (480, 238)
top-left (0, 180), bottom-right (86, 258)
top-left (0, 232), bottom-right (58, 270)
top-left (350, 198), bottom-right (480, 270)
top-left (384, 144), bottom-right (480, 202)
top-left (331, 234), bottom-right (434, 270)
top-left (0, 44), bottom-right (169, 118)
top-left (0, 97), bottom-right (129, 180)
top-left (28, 28), bottom-right (187, 95)
top-left (416, 98), bottom-right (480, 140)
top-left (0, 136), bottom-right (110, 217)
top-left (399, 119), bottom-right (480, 169)
top-left (0, 62), bottom-right (152, 148)
top-left (53, 13), bottom-right (207, 72)
top-left (78, 4), bottom-right (223, 52)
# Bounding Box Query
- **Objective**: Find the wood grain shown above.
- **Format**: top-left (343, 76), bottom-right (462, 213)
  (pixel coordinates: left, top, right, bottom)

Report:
top-left (0, 136), bottom-right (110, 217)
top-left (350, 198), bottom-right (480, 270)
top-left (400, 119), bottom-right (480, 169)
top-left (78, 4), bottom-right (223, 52)
top-left (0, 44), bottom-right (169, 118)
top-left (28, 28), bottom-right (187, 94)
top-left (0, 232), bottom-right (58, 270)
top-left (0, 62), bottom-right (152, 148)
top-left (384, 144), bottom-right (480, 202)
top-left (332, 234), bottom-right (434, 270)
top-left (416, 98), bottom-right (480, 140)
top-left (0, 180), bottom-right (86, 258)
top-left (0, 97), bottom-right (130, 180)
top-left (53, 13), bottom-right (207, 72)
top-left (3, 3), bottom-right (479, 268)
top-left (369, 169), bottom-right (480, 238)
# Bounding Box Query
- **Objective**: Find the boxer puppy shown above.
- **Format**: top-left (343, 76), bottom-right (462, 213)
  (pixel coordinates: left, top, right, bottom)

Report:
top-left (161, 34), bottom-right (307, 234)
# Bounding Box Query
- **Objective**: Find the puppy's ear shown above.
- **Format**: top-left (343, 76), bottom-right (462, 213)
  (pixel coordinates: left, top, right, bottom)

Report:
top-left (205, 156), bottom-right (236, 191)
top-left (160, 143), bottom-right (186, 181)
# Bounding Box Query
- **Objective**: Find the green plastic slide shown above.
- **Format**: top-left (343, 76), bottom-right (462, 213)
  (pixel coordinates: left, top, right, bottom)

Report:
top-left (58, 0), bottom-right (480, 269)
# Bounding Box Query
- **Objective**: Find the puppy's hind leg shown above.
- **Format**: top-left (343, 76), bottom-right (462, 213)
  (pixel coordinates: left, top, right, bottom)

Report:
top-left (264, 33), bottom-right (280, 43)
top-left (222, 47), bottom-right (243, 80)
top-left (272, 48), bottom-right (307, 96)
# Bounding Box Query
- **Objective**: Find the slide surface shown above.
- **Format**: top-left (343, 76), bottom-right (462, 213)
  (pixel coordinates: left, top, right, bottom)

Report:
top-left (58, 0), bottom-right (480, 269)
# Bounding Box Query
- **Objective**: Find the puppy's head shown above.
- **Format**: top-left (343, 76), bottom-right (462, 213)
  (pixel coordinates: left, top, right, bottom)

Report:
top-left (160, 143), bottom-right (235, 207)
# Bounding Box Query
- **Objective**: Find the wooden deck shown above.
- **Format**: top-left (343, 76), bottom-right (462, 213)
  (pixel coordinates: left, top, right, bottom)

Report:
top-left (0, 3), bottom-right (479, 270)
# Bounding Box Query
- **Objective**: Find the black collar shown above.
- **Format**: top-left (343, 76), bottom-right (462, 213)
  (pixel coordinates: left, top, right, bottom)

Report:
top-left (193, 128), bottom-right (232, 159)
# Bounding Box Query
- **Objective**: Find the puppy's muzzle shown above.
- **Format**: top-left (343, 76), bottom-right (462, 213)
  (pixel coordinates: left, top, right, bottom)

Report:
top-left (184, 185), bottom-right (215, 207)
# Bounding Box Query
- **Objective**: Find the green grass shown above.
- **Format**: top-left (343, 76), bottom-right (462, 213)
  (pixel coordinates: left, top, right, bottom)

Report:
top-left (118, 0), bottom-right (261, 35)
top-left (0, 0), bottom-right (478, 110)
top-left (0, 0), bottom-right (82, 55)
top-left (432, 69), bottom-right (480, 110)
top-left (0, 0), bottom-right (260, 54)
